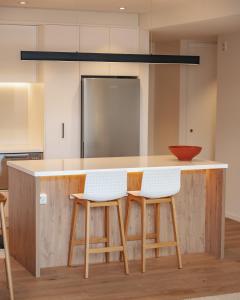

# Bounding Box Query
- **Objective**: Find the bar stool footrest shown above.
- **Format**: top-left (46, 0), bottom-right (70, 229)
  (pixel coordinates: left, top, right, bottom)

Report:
top-left (89, 246), bottom-right (123, 254)
top-left (127, 233), bottom-right (157, 241)
top-left (145, 241), bottom-right (177, 249)
top-left (74, 237), bottom-right (108, 245)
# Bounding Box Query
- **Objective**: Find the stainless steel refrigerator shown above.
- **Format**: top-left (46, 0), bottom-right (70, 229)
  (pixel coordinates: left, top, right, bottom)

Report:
top-left (81, 76), bottom-right (140, 158)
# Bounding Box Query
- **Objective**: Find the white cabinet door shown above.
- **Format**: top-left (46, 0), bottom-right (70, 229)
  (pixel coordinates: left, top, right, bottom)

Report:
top-left (80, 26), bottom-right (109, 53)
top-left (41, 25), bottom-right (80, 159)
top-left (110, 28), bottom-right (139, 53)
top-left (43, 62), bottom-right (80, 159)
top-left (0, 25), bottom-right (36, 82)
top-left (39, 25), bottom-right (79, 51)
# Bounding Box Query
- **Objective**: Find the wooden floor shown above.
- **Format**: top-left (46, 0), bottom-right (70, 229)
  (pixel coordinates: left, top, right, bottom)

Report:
top-left (1, 218), bottom-right (240, 300)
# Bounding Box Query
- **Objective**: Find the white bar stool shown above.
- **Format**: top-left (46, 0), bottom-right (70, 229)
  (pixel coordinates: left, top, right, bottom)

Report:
top-left (68, 170), bottom-right (129, 279)
top-left (125, 168), bottom-right (182, 272)
top-left (0, 193), bottom-right (14, 300)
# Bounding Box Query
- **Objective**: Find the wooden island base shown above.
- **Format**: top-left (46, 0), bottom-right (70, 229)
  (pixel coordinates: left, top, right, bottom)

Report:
top-left (8, 168), bottom-right (225, 277)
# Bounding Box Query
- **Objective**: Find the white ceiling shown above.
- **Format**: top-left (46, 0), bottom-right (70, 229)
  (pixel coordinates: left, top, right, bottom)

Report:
top-left (1, 0), bottom-right (240, 41)
top-left (0, 0), bottom-right (157, 13)
top-left (152, 15), bottom-right (240, 42)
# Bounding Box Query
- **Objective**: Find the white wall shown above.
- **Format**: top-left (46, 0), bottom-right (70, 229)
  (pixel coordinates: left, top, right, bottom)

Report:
top-left (149, 41), bottom-right (180, 155)
top-left (180, 41), bottom-right (217, 160)
top-left (0, 84), bottom-right (29, 145)
top-left (28, 83), bottom-right (44, 149)
top-left (140, 0), bottom-right (240, 30)
top-left (216, 32), bottom-right (240, 221)
top-left (0, 83), bottom-right (43, 147)
top-left (148, 40), bottom-right (217, 158)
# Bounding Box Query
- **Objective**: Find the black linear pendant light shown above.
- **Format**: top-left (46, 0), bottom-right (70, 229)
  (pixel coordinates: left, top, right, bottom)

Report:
top-left (21, 51), bottom-right (199, 64)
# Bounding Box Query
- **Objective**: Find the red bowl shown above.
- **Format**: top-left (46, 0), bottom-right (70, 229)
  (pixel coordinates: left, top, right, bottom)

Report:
top-left (169, 145), bottom-right (202, 161)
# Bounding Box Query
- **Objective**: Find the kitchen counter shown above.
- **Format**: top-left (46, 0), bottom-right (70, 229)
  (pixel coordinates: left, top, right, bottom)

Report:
top-left (7, 155), bottom-right (227, 176)
top-left (7, 155), bottom-right (227, 277)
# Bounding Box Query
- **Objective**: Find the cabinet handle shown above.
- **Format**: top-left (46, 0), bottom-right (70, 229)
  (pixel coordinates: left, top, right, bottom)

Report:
top-left (4, 154), bottom-right (30, 159)
top-left (62, 123), bottom-right (65, 139)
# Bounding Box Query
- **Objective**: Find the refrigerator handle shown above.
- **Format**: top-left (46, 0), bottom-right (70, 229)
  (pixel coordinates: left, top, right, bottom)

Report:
top-left (81, 141), bottom-right (84, 158)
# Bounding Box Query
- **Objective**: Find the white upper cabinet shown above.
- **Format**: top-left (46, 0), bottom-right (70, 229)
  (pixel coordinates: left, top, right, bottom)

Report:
top-left (38, 25), bottom-right (79, 51)
top-left (139, 30), bottom-right (149, 54)
top-left (0, 25), bottom-right (36, 82)
top-left (110, 28), bottom-right (139, 53)
top-left (80, 26), bottom-right (109, 53)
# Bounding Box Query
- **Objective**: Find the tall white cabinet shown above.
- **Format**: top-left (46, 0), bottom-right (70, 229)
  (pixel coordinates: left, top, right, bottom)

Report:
top-left (39, 25), bottom-right (80, 159)
top-left (0, 25), bottom-right (36, 82)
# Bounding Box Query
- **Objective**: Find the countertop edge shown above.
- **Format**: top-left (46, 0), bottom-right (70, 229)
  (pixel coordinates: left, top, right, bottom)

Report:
top-left (8, 163), bottom-right (228, 177)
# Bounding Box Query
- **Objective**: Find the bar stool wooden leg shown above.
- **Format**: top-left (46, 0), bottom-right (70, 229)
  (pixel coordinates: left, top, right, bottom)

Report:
top-left (170, 197), bottom-right (182, 269)
top-left (117, 200), bottom-right (129, 274)
top-left (155, 203), bottom-right (160, 258)
top-left (141, 199), bottom-right (147, 273)
top-left (124, 197), bottom-right (132, 239)
top-left (84, 202), bottom-right (90, 279)
top-left (4, 259), bottom-right (10, 292)
top-left (105, 206), bottom-right (110, 263)
top-left (119, 197), bottom-right (131, 261)
top-left (68, 201), bottom-right (79, 266)
top-left (0, 202), bottom-right (14, 300)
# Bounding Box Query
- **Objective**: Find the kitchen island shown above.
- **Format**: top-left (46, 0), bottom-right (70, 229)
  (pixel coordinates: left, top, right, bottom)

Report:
top-left (7, 155), bottom-right (228, 277)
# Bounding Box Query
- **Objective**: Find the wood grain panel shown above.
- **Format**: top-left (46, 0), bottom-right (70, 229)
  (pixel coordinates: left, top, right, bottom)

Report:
top-left (39, 176), bottom-right (84, 268)
top-left (205, 169), bottom-right (225, 258)
top-left (8, 167), bottom-right (39, 276)
top-left (39, 171), bottom-right (206, 269)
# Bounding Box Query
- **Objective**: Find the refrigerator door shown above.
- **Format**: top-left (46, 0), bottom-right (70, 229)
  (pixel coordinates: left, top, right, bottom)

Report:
top-left (82, 77), bottom-right (140, 158)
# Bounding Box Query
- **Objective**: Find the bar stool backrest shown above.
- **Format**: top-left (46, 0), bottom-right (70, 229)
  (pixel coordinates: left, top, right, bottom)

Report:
top-left (140, 168), bottom-right (181, 198)
top-left (83, 169), bottom-right (127, 201)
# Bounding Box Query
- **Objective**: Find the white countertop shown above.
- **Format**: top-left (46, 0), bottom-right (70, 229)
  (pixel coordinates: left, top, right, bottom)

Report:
top-left (7, 155), bottom-right (228, 177)
top-left (0, 144), bottom-right (43, 154)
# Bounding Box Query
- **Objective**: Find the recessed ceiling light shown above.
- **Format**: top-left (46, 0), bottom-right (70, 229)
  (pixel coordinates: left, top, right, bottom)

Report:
top-left (19, 1), bottom-right (27, 5)
top-left (120, 7), bottom-right (125, 10)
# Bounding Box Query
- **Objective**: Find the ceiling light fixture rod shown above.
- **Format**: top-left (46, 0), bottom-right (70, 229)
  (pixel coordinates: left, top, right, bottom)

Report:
top-left (21, 51), bottom-right (200, 64)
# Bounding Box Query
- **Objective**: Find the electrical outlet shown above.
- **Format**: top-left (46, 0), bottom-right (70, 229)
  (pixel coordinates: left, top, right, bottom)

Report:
top-left (40, 193), bottom-right (48, 205)
top-left (222, 41), bottom-right (228, 52)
